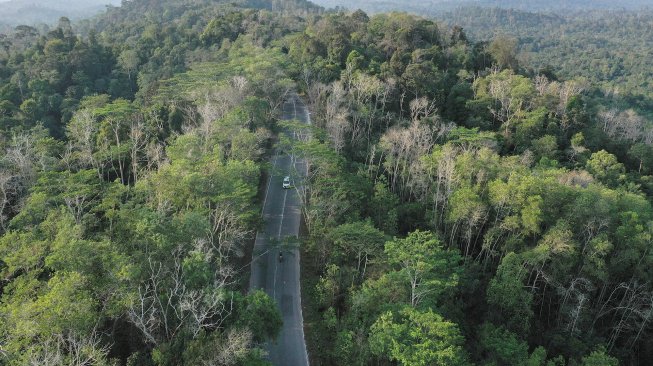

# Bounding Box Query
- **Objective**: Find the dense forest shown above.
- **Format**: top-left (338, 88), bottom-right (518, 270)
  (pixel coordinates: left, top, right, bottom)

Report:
top-left (286, 9), bottom-right (653, 366)
top-left (0, 0), bottom-right (122, 31)
top-left (438, 7), bottom-right (653, 118)
top-left (0, 0), bottom-right (652, 365)
top-left (0, 0), bottom-right (319, 364)
top-left (310, 0), bottom-right (652, 15)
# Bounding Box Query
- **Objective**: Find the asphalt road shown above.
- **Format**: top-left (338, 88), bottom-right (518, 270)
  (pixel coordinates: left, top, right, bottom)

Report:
top-left (249, 95), bottom-right (310, 366)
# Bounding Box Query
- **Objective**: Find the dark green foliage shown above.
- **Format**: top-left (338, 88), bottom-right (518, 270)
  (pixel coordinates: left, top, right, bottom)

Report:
top-left (0, 1), bottom-right (312, 364)
top-left (285, 6), bottom-right (653, 366)
top-left (1, 1), bottom-right (653, 365)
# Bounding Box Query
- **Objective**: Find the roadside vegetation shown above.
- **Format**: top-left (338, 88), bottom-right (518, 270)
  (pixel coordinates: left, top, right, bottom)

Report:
top-left (0, 0), bottom-right (652, 365)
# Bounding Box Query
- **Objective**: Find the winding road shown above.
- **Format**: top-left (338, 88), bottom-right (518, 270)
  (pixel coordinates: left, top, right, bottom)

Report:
top-left (249, 95), bottom-right (310, 366)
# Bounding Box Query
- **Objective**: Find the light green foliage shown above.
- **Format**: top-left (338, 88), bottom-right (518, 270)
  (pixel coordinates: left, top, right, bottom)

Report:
top-left (315, 264), bottom-right (341, 309)
top-left (488, 35), bottom-right (519, 70)
top-left (447, 186), bottom-right (484, 225)
top-left (473, 70), bottom-right (541, 139)
top-left (1, 271), bottom-right (97, 352)
top-left (478, 323), bottom-right (529, 366)
top-left (488, 172), bottom-right (545, 238)
top-left (527, 347), bottom-right (549, 366)
top-left (514, 107), bottom-right (547, 150)
top-left (0, 229), bottom-right (48, 277)
top-left (532, 135), bottom-right (558, 160)
top-left (329, 220), bottom-right (386, 282)
top-left (581, 347), bottom-right (619, 366)
top-left (350, 270), bottom-right (410, 324)
top-left (385, 230), bottom-right (462, 308)
top-left (236, 290), bottom-right (283, 342)
top-left (486, 252), bottom-right (533, 334)
top-left (0, 1), bottom-right (651, 365)
top-left (369, 307), bottom-right (469, 366)
top-left (585, 150), bottom-right (625, 187)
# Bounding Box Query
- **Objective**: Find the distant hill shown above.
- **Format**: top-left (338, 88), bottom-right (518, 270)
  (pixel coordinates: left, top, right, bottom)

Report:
top-left (310, 0), bottom-right (651, 14)
top-left (0, 0), bottom-right (122, 28)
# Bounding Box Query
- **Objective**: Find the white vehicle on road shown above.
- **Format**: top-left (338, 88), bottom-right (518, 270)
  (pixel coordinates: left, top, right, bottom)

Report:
top-left (282, 176), bottom-right (291, 189)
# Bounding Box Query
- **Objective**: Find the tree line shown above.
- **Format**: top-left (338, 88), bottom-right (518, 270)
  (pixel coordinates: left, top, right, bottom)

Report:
top-left (0, 0), bottom-right (652, 365)
top-left (0, 0), bottom-right (322, 364)
top-left (284, 9), bottom-right (653, 366)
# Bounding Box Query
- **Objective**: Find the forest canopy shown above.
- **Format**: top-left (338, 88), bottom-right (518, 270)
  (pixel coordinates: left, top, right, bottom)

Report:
top-left (0, 0), bottom-right (652, 365)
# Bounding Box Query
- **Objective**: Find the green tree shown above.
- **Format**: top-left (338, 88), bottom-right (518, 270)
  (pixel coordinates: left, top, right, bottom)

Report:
top-left (369, 307), bottom-right (469, 366)
top-left (487, 252), bottom-right (533, 334)
top-left (385, 230), bottom-right (462, 308)
top-left (477, 322), bottom-right (546, 366)
top-left (628, 142), bottom-right (653, 173)
top-left (236, 290), bottom-right (283, 342)
top-left (329, 220), bottom-right (386, 283)
top-left (585, 150), bottom-right (625, 187)
top-left (488, 35), bottom-right (519, 70)
top-left (532, 135), bottom-right (558, 161)
top-left (581, 347), bottom-right (618, 366)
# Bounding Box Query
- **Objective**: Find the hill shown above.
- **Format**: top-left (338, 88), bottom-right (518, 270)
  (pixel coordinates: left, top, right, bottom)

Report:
top-left (437, 7), bottom-right (653, 116)
top-left (310, 0), bottom-right (651, 14)
top-left (0, 0), bottom-right (122, 28)
top-left (1, 0), bottom-right (653, 365)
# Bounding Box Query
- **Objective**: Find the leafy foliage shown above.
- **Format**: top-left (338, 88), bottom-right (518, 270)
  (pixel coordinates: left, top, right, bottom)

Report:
top-left (1, 0), bottom-right (652, 365)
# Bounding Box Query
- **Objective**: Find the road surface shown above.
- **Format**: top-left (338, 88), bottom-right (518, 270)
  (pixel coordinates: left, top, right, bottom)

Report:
top-left (249, 95), bottom-right (310, 366)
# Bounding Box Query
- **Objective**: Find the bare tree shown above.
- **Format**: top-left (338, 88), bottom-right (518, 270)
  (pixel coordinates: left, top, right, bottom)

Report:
top-left (203, 328), bottom-right (253, 366)
top-left (5, 132), bottom-right (38, 185)
top-left (180, 289), bottom-right (234, 337)
top-left (409, 97), bottom-right (437, 123)
top-left (558, 277), bottom-right (593, 334)
top-left (325, 111), bottom-right (349, 155)
top-left (592, 281), bottom-right (653, 352)
top-left (306, 82), bottom-right (330, 127)
top-left (428, 144), bottom-right (458, 228)
top-left (599, 108), bottom-right (652, 145)
top-left (324, 82), bottom-right (350, 154)
top-left (129, 116), bottom-right (149, 184)
top-left (558, 80), bottom-right (585, 118)
top-left (145, 141), bottom-right (166, 172)
top-left (67, 109), bottom-right (99, 171)
top-left (128, 255), bottom-right (186, 345)
top-left (0, 169), bottom-right (17, 230)
top-left (379, 114), bottom-right (446, 198)
top-left (189, 78), bottom-right (254, 150)
top-left (598, 109), bottom-right (620, 135)
top-left (128, 242), bottom-right (237, 346)
top-left (27, 337), bottom-right (63, 366)
top-left (534, 74), bottom-right (552, 96)
top-left (260, 76), bottom-right (294, 120)
top-left (28, 331), bottom-right (110, 366)
top-left (209, 203), bottom-right (252, 261)
top-left (488, 77), bottom-right (524, 135)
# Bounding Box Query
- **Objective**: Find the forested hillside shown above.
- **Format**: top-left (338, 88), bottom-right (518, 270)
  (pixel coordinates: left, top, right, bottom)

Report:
top-left (438, 7), bottom-right (653, 118)
top-left (0, 0), bottom-right (318, 364)
top-left (1, 0), bottom-right (653, 365)
top-left (282, 9), bottom-right (653, 366)
top-left (0, 0), bottom-right (122, 30)
top-left (307, 3), bottom-right (653, 120)
top-left (310, 0), bottom-right (651, 15)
